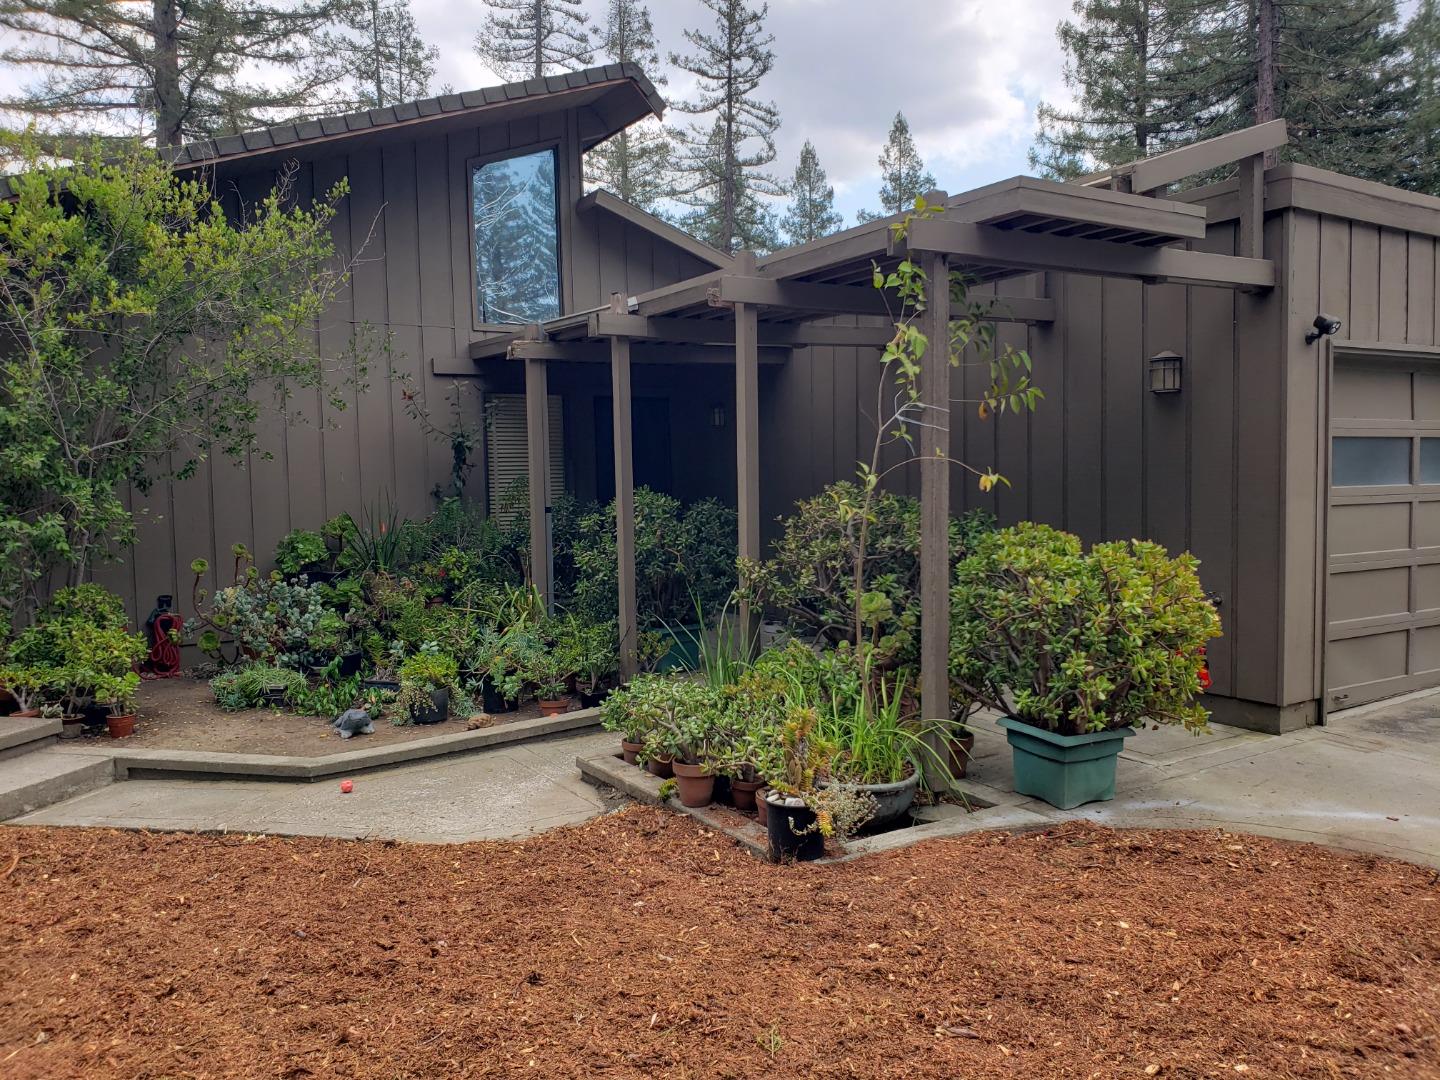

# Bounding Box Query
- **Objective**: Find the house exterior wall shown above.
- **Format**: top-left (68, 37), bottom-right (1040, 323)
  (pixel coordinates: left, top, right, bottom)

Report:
top-left (760, 216), bottom-right (1290, 715)
top-left (92, 109), bottom-right (715, 627)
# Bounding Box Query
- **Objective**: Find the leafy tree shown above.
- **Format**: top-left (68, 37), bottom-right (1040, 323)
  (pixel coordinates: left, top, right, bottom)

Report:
top-left (0, 0), bottom-right (355, 147)
top-left (474, 0), bottom-right (592, 81)
top-left (584, 0), bottom-right (673, 212)
top-left (780, 140), bottom-right (843, 245)
top-left (1407, 0), bottom-right (1440, 195)
top-left (329, 0), bottom-right (440, 109)
top-left (669, 0), bottom-right (784, 253)
top-left (0, 141), bottom-right (365, 626)
top-left (857, 113), bottom-right (935, 222)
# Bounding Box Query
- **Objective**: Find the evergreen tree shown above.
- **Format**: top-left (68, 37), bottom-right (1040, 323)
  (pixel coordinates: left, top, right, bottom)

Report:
top-left (669, 0), bottom-right (783, 253)
top-left (780, 140), bottom-right (842, 244)
top-left (1406, 0), bottom-right (1440, 195)
top-left (857, 113), bottom-right (935, 222)
top-left (474, 0), bottom-right (592, 82)
top-left (1030, 0), bottom-right (1228, 179)
top-left (583, 0), bottom-right (673, 212)
top-left (0, 0), bottom-right (356, 147)
top-left (330, 0), bottom-right (439, 110)
top-left (1031, 0), bottom-right (1417, 188)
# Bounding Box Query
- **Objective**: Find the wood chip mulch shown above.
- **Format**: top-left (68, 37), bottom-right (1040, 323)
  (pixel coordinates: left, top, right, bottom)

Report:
top-left (2, 809), bottom-right (1438, 1079)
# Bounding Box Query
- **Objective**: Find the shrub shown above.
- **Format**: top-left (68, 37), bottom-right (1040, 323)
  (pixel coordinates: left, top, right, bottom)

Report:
top-left (210, 664), bottom-right (308, 711)
top-left (570, 489), bottom-right (738, 628)
top-left (738, 482), bottom-right (993, 665)
top-left (198, 573), bottom-right (335, 668)
top-left (36, 584), bottom-right (130, 631)
top-left (274, 529), bottom-right (329, 577)
top-left (950, 523), bottom-right (1221, 735)
top-left (600, 674), bottom-right (720, 762)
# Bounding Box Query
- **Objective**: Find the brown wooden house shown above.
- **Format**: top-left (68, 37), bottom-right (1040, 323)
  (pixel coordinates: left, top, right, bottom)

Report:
top-left (99, 66), bottom-right (1440, 734)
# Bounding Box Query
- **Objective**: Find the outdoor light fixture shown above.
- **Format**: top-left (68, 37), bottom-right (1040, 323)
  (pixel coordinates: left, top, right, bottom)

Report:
top-left (1147, 351), bottom-right (1183, 394)
top-left (711, 404), bottom-right (726, 428)
top-left (1305, 313), bottom-right (1344, 345)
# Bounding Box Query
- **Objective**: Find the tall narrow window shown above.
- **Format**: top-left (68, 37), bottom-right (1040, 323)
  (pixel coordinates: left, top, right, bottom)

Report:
top-left (472, 147), bottom-right (561, 324)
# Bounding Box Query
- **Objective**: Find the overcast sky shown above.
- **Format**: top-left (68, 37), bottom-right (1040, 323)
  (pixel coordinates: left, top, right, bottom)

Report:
top-left (430, 0), bottom-right (1078, 223)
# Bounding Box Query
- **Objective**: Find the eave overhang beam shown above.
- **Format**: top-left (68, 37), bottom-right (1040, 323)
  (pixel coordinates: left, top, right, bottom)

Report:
top-left (894, 219), bottom-right (1275, 290)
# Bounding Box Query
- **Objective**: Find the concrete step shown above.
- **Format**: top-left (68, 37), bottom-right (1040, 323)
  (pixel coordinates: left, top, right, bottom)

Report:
top-left (0, 714), bottom-right (62, 761)
top-left (0, 749), bottom-right (115, 821)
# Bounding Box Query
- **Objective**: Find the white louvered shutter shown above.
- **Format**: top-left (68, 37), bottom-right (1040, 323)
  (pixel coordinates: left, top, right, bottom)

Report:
top-left (485, 394), bottom-right (564, 521)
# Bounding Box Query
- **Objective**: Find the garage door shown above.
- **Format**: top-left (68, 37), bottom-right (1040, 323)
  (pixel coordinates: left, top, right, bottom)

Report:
top-left (1327, 355), bottom-right (1440, 709)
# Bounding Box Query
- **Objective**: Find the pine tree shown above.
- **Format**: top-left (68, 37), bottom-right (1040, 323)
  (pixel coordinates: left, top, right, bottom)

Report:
top-left (781, 140), bottom-right (842, 244)
top-left (1406, 0), bottom-right (1440, 195)
top-left (1030, 0), bottom-right (1228, 179)
top-left (1031, 0), bottom-right (1418, 188)
top-left (669, 0), bottom-right (784, 253)
top-left (583, 0), bottom-right (673, 212)
top-left (0, 0), bottom-right (356, 147)
top-left (474, 0), bottom-right (592, 82)
top-left (857, 113), bottom-right (935, 222)
top-left (331, 0), bottom-right (439, 110)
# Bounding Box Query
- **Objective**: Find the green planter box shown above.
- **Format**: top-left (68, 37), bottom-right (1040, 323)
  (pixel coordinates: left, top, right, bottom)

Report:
top-left (996, 717), bottom-right (1135, 810)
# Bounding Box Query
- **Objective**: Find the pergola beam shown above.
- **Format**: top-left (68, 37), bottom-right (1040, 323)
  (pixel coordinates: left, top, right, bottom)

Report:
top-left (492, 339), bottom-right (789, 365)
top-left (1079, 119), bottom-right (1288, 195)
top-left (894, 219), bottom-right (1276, 289)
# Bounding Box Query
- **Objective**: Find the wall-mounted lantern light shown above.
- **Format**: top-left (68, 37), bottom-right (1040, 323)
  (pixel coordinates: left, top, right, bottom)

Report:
top-left (1148, 350), bottom-right (1182, 394)
top-left (711, 404), bottom-right (727, 428)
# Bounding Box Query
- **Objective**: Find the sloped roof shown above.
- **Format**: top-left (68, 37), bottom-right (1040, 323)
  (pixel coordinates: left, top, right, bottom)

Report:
top-left (165, 63), bottom-right (665, 170)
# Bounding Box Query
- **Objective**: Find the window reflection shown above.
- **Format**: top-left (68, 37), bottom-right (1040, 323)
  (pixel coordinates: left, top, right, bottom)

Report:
top-left (472, 148), bottom-right (560, 324)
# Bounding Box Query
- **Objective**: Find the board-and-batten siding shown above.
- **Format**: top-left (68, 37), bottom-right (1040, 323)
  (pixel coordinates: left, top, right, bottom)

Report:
top-left (92, 112), bottom-right (715, 629)
top-left (761, 222), bottom-right (1289, 706)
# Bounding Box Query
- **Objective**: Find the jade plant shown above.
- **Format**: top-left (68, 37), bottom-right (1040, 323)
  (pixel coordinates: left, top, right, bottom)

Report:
top-left (949, 522), bottom-right (1222, 736)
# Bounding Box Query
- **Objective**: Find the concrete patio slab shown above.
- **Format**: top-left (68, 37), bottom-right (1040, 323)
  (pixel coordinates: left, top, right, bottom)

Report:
top-left (11, 731), bottom-right (618, 843)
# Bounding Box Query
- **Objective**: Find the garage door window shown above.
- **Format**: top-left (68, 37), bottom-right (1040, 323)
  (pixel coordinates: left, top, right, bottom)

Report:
top-left (1332, 436), bottom-right (1410, 486)
top-left (1421, 439), bottom-right (1440, 484)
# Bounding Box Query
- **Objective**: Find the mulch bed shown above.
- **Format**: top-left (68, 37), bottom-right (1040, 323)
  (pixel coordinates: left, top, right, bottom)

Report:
top-left (2, 810), bottom-right (1438, 1079)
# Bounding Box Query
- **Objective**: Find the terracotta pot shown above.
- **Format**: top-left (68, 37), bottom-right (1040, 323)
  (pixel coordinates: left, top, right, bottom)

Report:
top-left (946, 730), bottom-right (976, 779)
top-left (10, 707), bottom-right (42, 719)
top-left (670, 761), bottom-right (714, 808)
top-left (731, 778), bottom-right (764, 813)
top-left (538, 698), bottom-right (571, 717)
top-left (106, 712), bottom-right (136, 739)
top-left (645, 755), bottom-right (674, 779)
top-left (754, 788), bottom-right (770, 827)
top-left (621, 739), bottom-right (644, 765)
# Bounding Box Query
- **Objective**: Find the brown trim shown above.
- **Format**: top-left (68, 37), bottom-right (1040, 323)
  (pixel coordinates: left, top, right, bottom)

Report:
top-left (525, 357), bottom-right (552, 609)
top-left (610, 332), bottom-right (637, 677)
top-left (1080, 120), bottom-right (1289, 194)
top-left (918, 248), bottom-right (952, 749)
top-left (1182, 166), bottom-right (1440, 240)
top-left (577, 189), bottom-right (733, 269)
top-left (897, 219), bottom-right (1276, 289)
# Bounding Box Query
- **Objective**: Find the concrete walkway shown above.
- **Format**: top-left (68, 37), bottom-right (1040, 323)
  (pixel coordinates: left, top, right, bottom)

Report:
top-left (8, 695), bottom-right (1440, 866)
top-left (10, 730), bottom-right (617, 843)
top-left (962, 692), bottom-right (1440, 868)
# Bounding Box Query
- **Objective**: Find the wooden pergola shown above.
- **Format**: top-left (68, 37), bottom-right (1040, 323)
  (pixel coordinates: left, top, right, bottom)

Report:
top-left (472, 123), bottom-right (1286, 728)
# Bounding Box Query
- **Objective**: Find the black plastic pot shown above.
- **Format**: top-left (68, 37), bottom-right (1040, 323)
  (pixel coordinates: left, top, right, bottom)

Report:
top-left (409, 688), bottom-right (449, 725)
top-left (765, 795), bottom-right (824, 862)
top-left (480, 677), bottom-right (517, 714)
top-left (577, 687), bottom-right (611, 709)
top-left (361, 678), bottom-right (399, 693)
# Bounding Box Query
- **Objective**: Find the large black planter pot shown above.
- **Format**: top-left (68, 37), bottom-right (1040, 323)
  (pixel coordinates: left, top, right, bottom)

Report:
top-left (765, 795), bottom-right (824, 862)
top-left (479, 678), bottom-right (517, 715)
top-left (361, 678), bottom-right (399, 694)
top-left (409, 688), bottom-right (449, 725)
top-left (577, 687), bottom-right (611, 709)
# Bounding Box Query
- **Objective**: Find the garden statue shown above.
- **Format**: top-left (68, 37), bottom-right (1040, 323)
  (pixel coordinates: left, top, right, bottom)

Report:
top-left (143, 595), bottom-right (184, 678)
top-left (332, 708), bottom-right (375, 739)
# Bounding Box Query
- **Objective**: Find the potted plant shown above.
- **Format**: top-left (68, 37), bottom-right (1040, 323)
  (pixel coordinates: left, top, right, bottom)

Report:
top-left (0, 664), bottom-right (48, 718)
top-left (527, 643), bottom-right (575, 717)
top-left (761, 706), bottom-right (877, 861)
top-left (394, 650), bottom-right (457, 725)
top-left (210, 663), bottom-right (308, 710)
top-left (950, 523), bottom-right (1221, 810)
top-left (598, 679), bottom-right (653, 763)
top-left (644, 685), bottom-right (725, 808)
top-left (274, 528), bottom-right (333, 580)
top-left (469, 626), bottom-right (538, 714)
top-left (95, 670), bottom-right (142, 738)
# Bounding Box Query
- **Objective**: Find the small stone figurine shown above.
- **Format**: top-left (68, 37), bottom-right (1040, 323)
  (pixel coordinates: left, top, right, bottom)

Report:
top-left (332, 708), bottom-right (375, 739)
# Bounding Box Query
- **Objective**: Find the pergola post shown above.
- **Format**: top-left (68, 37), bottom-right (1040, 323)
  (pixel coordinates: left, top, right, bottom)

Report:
top-left (1237, 153), bottom-right (1265, 260)
top-left (525, 354), bottom-right (552, 612)
top-left (734, 290), bottom-right (761, 651)
top-left (918, 250), bottom-right (952, 775)
top-left (610, 326), bottom-right (638, 679)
